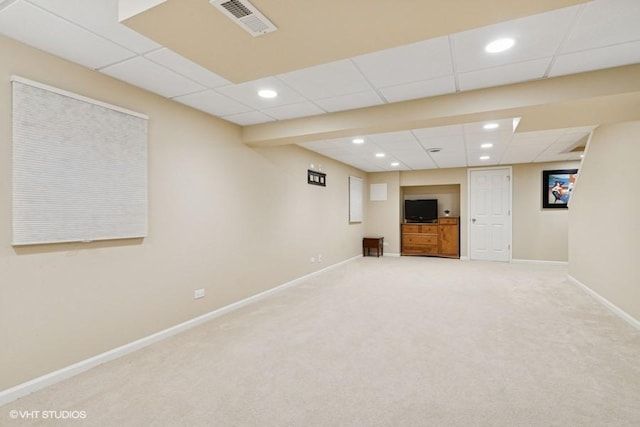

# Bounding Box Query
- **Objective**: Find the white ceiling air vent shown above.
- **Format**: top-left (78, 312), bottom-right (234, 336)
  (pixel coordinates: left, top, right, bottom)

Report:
top-left (210, 0), bottom-right (277, 37)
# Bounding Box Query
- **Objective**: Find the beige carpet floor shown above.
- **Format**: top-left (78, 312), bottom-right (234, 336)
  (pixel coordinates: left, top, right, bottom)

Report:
top-left (3, 257), bottom-right (640, 426)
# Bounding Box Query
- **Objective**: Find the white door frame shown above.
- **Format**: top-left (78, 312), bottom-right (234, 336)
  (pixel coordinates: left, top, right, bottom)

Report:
top-left (466, 166), bottom-right (513, 262)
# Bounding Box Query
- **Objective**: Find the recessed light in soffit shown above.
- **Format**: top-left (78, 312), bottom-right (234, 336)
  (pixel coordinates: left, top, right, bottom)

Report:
top-left (210, 0), bottom-right (278, 37)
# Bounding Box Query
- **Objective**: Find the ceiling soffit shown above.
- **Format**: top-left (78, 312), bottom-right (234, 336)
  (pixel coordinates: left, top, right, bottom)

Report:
top-left (241, 64), bottom-right (640, 146)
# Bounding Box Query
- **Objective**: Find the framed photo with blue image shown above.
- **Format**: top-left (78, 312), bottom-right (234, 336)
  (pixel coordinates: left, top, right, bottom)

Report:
top-left (542, 169), bottom-right (578, 209)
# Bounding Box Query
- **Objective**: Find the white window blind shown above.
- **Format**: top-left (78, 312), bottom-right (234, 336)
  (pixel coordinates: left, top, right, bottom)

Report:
top-left (11, 77), bottom-right (148, 245)
top-left (349, 176), bottom-right (363, 223)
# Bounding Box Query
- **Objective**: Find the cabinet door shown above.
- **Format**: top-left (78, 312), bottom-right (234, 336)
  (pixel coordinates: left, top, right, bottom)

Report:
top-left (438, 223), bottom-right (459, 257)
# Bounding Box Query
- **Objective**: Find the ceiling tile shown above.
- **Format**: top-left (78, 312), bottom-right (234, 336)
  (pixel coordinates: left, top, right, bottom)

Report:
top-left (366, 131), bottom-right (419, 149)
top-left (549, 41), bottom-right (640, 77)
top-left (413, 124), bottom-right (464, 139)
top-left (467, 148), bottom-right (505, 162)
top-left (458, 58), bottom-right (551, 91)
top-left (379, 76), bottom-right (457, 103)
top-left (468, 158), bottom-right (499, 167)
top-left (312, 147), bottom-right (353, 157)
top-left (513, 129), bottom-right (565, 140)
top-left (298, 140), bottom-right (333, 151)
top-left (560, 0), bottom-right (640, 53)
top-left (393, 150), bottom-right (437, 168)
top-left (416, 134), bottom-right (466, 151)
top-left (0, 1), bottom-right (135, 69)
top-left (350, 142), bottom-right (386, 156)
top-left (553, 132), bottom-right (589, 147)
top-left (388, 147), bottom-right (430, 163)
top-left (173, 90), bottom-right (252, 117)
top-left (145, 48), bottom-right (231, 88)
top-left (330, 155), bottom-right (380, 172)
top-left (500, 149), bottom-right (543, 164)
top-left (379, 140), bottom-right (424, 152)
top-left (452, 5), bottom-right (579, 73)
top-left (428, 151), bottom-right (467, 168)
top-left (278, 59), bottom-right (373, 100)
top-left (216, 77), bottom-right (306, 110)
top-left (534, 152), bottom-right (582, 162)
top-left (314, 90), bottom-right (385, 113)
top-left (464, 131), bottom-right (513, 148)
top-left (222, 111), bottom-right (275, 126)
top-left (27, 0), bottom-right (161, 54)
top-left (315, 139), bottom-right (351, 150)
top-left (261, 102), bottom-right (326, 120)
top-left (353, 36), bottom-right (453, 87)
top-left (402, 157), bottom-right (440, 170)
top-left (370, 153), bottom-right (401, 166)
top-left (100, 56), bottom-right (205, 98)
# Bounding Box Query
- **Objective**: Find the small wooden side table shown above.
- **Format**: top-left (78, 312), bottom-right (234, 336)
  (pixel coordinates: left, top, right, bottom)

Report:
top-left (363, 237), bottom-right (384, 257)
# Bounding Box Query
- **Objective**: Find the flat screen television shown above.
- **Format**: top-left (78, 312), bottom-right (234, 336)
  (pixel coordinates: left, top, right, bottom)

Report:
top-left (404, 199), bottom-right (438, 223)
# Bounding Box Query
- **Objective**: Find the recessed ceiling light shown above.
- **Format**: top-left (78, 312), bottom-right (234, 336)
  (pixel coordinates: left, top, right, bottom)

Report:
top-left (375, 153), bottom-right (386, 158)
top-left (258, 89), bottom-right (278, 99)
top-left (391, 162), bottom-right (400, 167)
top-left (485, 38), bottom-right (515, 53)
top-left (352, 138), bottom-right (364, 144)
top-left (481, 143), bottom-right (493, 148)
top-left (480, 155), bottom-right (490, 160)
top-left (483, 123), bottom-right (499, 130)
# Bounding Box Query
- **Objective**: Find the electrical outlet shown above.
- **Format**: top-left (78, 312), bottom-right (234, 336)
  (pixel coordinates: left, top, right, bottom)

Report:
top-left (310, 257), bottom-right (316, 263)
top-left (194, 288), bottom-right (205, 299)
top-left (318, 254), bottom-right (323, 262)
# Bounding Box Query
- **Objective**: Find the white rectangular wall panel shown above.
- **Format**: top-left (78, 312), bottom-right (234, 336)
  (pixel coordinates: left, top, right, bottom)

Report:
top-left (349, 176), bottom-right (363, 223)
top-left (12, 77), bottom-right (148, 245)
top-left (370, 183), bottom-right (387, 201)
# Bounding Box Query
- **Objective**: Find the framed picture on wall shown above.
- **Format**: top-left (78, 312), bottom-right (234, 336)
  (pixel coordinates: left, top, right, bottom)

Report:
top-left (308, 169), bottom-right (326, 187)
top-left (542, 169), bottom-right (578, 209)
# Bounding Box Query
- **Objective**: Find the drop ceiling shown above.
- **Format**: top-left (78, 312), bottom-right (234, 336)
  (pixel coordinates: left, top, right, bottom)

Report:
top-left (1, 0), bottom-right (640, 172)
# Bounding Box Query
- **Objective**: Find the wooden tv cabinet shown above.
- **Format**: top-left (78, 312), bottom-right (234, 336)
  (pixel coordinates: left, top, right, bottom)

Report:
top-left (401, 217), bottom-right (459, 258)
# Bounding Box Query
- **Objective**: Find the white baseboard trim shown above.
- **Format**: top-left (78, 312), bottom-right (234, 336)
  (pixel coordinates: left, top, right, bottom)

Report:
top-left (511, 259), bottom-right (568, 266)
top-left (0, 255), bottom-right (361, 407)
top-left (460, 256), bottom-right (470, 261)
top-left (383, 252), bottom-right (401, 257)
top-left (568, 275), bottom-right (640, 331)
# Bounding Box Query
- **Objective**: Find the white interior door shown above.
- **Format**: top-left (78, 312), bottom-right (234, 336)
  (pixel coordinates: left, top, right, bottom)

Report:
top-left (469, 168), bottom-right (512, 261)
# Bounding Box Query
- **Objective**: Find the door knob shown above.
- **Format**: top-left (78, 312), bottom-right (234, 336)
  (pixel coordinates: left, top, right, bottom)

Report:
top-left (472, 218), bottom-right (476, 223)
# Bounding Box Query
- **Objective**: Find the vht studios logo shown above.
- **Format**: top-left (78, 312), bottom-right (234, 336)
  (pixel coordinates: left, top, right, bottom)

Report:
top-left (9, 409), bottom-right (87, 420)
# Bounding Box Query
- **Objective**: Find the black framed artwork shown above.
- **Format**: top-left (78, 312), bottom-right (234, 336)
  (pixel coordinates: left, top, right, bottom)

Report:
top-left (542, 169), bottom-right (578, 209)
top-left (307, 169), bottom-right (326, 187)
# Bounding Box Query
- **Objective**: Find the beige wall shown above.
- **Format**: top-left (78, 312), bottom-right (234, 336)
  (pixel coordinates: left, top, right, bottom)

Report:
top-left (512, 161), bottom-right (580, 262)
top-left (365, 172), bottom-right (401, 254)
top-left (0, 36), bottom-right (365, 391)
top-left (568, 122), bottom-right (640, 321)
